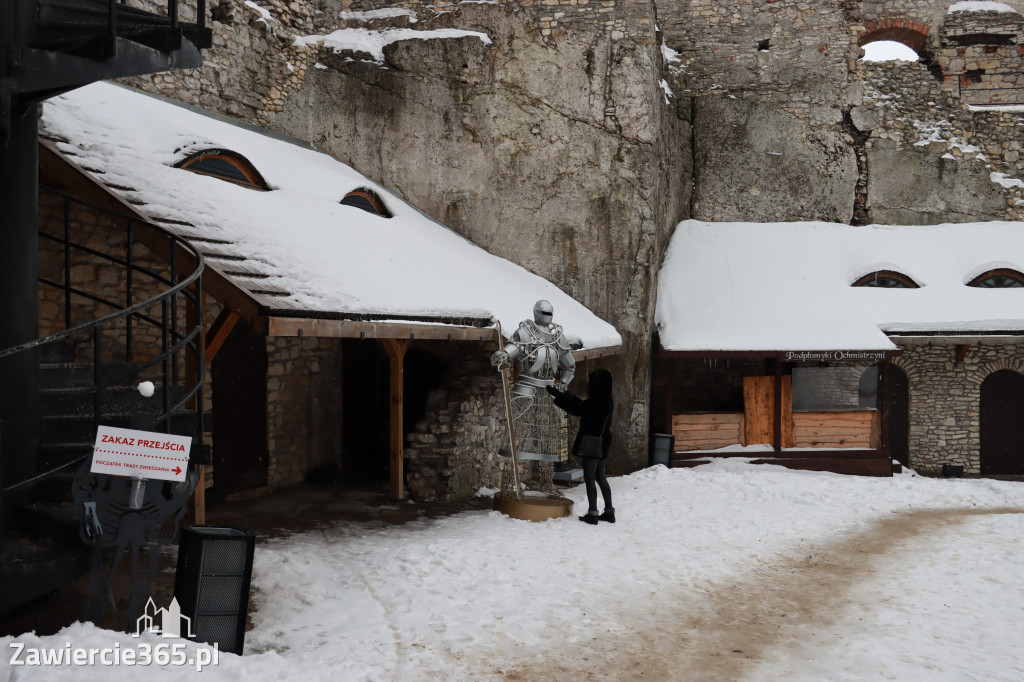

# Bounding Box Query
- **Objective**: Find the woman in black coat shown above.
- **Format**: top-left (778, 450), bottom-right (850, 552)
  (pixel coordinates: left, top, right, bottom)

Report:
top-left (546, 369), bottom-right (615, 525)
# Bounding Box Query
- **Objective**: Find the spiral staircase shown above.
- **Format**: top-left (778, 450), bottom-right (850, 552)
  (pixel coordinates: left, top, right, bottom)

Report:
top-left (1, 0), bottom-right (211, 615)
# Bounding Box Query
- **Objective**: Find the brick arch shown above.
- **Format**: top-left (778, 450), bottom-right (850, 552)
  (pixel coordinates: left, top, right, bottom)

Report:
top-left (888, 355), bottom-right (918, 383)
top-left (860, 18), bottom-right (932, 54)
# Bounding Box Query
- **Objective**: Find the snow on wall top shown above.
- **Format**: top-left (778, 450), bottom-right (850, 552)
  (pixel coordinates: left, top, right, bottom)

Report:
top-left (948, 1), bottom-right (1019, 13)
top-left (41, 82), bottom-right (620, 350)
top-left (656, 220), bottom-right (1024, 352)
top-left (294, 27), bottom-right (490, 64)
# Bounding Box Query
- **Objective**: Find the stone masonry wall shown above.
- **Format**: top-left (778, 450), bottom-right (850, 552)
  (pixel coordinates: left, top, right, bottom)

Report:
top-left (856, 58), bottom-right (1024, 223)
top-left (404, 342), bottom-right (507, 502)
top-left (895, 339), bottom-right (1024, 475)
top-left (265, 336), bottom-right (344, 488)
top-left (36, 190), bottom-right (195, 369)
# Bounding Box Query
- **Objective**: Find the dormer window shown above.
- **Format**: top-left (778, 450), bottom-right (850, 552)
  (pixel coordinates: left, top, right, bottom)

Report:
top-left (341, 188), bottom-right (391, 218)
top-left (177, 150), bottom-right (268, 190)
top-left (968, 268), bottom-right (1024, 288)
top-left (852, 270), bottom-right (920, 288)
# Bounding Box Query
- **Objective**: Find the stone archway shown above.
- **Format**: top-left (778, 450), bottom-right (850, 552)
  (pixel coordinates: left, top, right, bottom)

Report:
top-left (980, 369), bottom-right (1024, 475)
top-left (860, 18), bottom-right (932, 55)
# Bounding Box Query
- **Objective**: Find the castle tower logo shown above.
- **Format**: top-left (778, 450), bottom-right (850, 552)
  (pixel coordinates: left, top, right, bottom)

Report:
top-left (134, 597), bottom-right (195, 638)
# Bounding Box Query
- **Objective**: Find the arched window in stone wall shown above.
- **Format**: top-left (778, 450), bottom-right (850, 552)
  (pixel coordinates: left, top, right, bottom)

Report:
top-left (859, 18), bottom-right (932, 62)
top-left (176, 149), bottom-right (268, 190)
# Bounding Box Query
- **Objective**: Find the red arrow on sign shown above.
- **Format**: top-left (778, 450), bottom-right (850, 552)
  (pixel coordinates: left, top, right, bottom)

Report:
top-left (172, 466), bottom-right (182, 476)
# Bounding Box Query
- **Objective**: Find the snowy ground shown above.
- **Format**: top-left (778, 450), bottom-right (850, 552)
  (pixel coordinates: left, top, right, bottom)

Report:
top-left (4, 460), bottom-right (1024, 681)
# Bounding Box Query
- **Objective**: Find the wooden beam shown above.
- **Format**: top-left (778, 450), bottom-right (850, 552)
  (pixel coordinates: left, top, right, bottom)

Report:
top-left (268, 316), bottom-right (497, 341)
top-left (955, 344), bottom-right (971, 363)
top-left (381, 338), bottom-right (410, 501)
top-left (270, 317), bottom-right (622, 359)
top-left (773, 360), bottom-right (783, 453)
top-left (572, 345), bottom-right (622, 361)
top-left (194, 466), bottom-right (206, 525)
top-left (205, 309), bottom-right (240, 364)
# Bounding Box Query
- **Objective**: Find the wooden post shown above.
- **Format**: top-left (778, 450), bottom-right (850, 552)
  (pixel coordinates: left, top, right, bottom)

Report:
top-left (189, 288), bottom-right (207, 525)
top-left (880, 361), bottom-right (890, 456)
top-left (773, 357), bottom-right (783, 453)
top-left (382, 339), bottom-right (410, 501)
top-left (205, 309), bottom-right (240, 362)
top-left (191, 306), bottom-right (239, 525)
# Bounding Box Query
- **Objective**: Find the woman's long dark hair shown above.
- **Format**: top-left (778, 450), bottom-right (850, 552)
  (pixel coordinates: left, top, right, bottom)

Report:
top-left (586, 369), bottom-right (613, 412)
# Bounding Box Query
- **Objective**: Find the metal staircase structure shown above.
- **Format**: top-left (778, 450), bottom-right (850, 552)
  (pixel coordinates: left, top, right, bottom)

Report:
top-left (0, 183), bottom-right (208, 614)
top-left (1, 0), bottom-right (210, 615)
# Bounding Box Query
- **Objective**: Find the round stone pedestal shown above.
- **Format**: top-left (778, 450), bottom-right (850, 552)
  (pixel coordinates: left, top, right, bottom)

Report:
top-left (493, 494), bottom-right (573, 522)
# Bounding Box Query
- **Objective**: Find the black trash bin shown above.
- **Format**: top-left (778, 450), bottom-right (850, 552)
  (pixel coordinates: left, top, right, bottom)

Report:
top-left (174, 525), bottom-right (256, 655)
top-left (649, 433), bottom-right (675, 468)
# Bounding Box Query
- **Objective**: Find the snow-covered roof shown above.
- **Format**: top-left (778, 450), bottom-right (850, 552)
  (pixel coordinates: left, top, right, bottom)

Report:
top-left (656, 220), bottom-right (1024, 353)
top-left (41, 82), bottom-right (621, 351)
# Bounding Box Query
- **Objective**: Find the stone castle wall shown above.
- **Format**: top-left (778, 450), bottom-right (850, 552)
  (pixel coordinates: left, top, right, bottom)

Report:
top-left (115, 0), bottom-right (1024, 489)
top-left (403, 342), bottom-right (508, 501)
top-left (36, 189), bottom-right (195, 368)
top-left (265, 336), bottom-right (345, 488)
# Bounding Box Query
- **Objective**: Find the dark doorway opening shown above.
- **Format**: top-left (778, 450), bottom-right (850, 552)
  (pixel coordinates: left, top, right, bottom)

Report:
top-left (981, 370), bottom-right (1024, 475)
top-left (886, 366), bottom-right (909, 467)
top-left (340, 341), bottom-right (450, 491)
top-left (212, 318), bottom-right (269, 494)
top-left (342, 340), bottom-right (390, 486)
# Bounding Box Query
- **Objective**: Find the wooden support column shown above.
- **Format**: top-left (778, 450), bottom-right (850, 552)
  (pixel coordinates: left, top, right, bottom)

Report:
top-left (188, 288), bottom-right (207, 525)
top-left (382, 339), bottom-right (410, 501)
top-left (190, 307), bottom-right (239, 525)
top-left (773, 357), bottom-right (783, 453)
top-left (880, 361), bottom-right (891, 456)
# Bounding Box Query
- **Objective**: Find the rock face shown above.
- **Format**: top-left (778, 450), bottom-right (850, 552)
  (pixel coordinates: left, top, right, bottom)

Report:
top-left (691, 97), bottom-right (858, 223)
top-left (264, 2), bottom-right (692, 468)
top-left (122, 0), bottom-right (1024, 481)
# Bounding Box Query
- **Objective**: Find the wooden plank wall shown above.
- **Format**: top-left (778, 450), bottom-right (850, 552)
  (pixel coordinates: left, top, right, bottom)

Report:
top-left (792, 410), bottom-right (880, 449)
top-left (672, 413), bottom-right (745, 452)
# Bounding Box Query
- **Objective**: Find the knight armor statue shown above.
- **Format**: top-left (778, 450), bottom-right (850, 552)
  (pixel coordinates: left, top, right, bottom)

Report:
top-left (492, 300), bottom-right (576, 496)
top-left (492, 300), bottom-right (575, 409)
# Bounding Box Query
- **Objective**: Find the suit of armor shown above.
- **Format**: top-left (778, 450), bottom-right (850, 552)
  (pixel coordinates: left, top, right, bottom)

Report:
top-left (492, 300), bottom-right (576, 404)
top-left (492, 300), bottom-right (576, 496)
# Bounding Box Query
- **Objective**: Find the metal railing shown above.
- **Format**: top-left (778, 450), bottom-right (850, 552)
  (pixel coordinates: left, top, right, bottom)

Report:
top-left (0, 184), bottom-right (206, 497)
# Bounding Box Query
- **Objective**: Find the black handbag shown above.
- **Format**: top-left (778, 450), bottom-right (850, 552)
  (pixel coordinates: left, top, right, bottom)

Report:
top-left (576, 412), bottom-right (611, 460)
top-left (577, 434), bottom-right (605, 459)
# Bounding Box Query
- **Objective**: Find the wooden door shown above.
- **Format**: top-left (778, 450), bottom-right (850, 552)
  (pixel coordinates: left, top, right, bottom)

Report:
top-left (980, 370), bottom-right (1024, 475)
top-left (742, 375), bottom-right (792, 447)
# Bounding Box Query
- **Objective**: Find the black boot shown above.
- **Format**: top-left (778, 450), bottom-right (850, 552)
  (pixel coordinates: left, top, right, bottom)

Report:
top-left (599, 509), bottom-right (615, 523)
top-left (579, 513), bottom-right (599, 525)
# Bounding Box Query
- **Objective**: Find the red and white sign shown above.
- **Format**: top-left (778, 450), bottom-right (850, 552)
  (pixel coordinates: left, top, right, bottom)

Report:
top-left (90, 425), bottom-right (192, 482)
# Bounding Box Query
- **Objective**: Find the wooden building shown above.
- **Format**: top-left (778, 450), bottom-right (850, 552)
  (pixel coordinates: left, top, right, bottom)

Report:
top-left (654, 220), bottom-right (1024, 477)
top-left (39, 81), bottom-right (622, 506)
